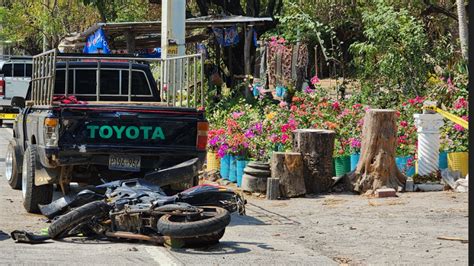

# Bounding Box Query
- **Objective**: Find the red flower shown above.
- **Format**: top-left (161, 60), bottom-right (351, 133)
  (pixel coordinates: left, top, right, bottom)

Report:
top-left (400, 121), bottom-right (408, 127)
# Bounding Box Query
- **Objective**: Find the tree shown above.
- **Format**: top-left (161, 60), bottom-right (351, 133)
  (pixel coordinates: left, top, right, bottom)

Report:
top-left (456, 0), bottom-right (468, 60)
top-left (0, 0), bottom-right (99, 54)
top-left (349, 1), bottom-right (431, 96)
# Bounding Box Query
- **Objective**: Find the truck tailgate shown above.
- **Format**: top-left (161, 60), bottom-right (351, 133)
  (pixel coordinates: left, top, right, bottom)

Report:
top-left (57, 105), bottom-right (204, 153)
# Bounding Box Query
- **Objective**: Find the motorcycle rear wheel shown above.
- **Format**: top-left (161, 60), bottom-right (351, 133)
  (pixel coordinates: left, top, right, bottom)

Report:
top-left (157, 206), bottom-right (230, 238)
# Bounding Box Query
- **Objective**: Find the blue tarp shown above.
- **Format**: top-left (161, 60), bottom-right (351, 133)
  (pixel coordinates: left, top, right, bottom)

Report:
top-left (83, 28), bottom-right (111, 54)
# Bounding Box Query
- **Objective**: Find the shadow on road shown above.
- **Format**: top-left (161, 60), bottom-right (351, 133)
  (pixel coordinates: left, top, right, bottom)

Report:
top-left (228, 202), bottom-right (300, 226)
top-left (170, 240), bottom-right (279, 255)
top-left (0, 230), bottom-right (10, 241)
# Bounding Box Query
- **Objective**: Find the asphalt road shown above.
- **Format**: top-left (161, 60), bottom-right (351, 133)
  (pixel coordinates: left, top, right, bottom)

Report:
top-left (0, 124), bottom-right (468, 265)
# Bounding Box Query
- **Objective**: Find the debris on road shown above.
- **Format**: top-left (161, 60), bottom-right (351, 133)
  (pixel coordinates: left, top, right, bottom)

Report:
top-left (437, 236), bottom-right (468, 244)
top-left (375, 188), bottom-right (397, 198)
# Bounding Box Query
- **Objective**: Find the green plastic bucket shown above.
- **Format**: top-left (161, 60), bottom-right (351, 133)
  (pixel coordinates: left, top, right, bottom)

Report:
top-left (334, 156), bottom-right (351, 177)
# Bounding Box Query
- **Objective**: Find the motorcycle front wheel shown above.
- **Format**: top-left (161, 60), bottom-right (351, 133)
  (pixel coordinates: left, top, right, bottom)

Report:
top-left (48, 200), bottom-right (110, 239)
top-left (157, 206), bottom-right (230, 238)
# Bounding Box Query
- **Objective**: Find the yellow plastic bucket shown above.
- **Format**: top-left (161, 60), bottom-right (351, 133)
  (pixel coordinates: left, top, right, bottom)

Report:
top-left (206, 152), bottom-right (221, 171)
top-left (447, 152), bottom-right (468, 177)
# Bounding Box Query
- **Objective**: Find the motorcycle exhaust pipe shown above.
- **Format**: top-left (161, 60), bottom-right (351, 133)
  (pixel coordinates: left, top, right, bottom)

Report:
top-left (105, 231), bottom-right (165, 245)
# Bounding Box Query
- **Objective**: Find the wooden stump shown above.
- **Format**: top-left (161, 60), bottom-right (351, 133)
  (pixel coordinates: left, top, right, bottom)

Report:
top-left (350, 109), bottom-right (406, 193)
top-left (271, 152), bottom-right (306, 197)
top-left (292, 129), bottom-right (336, 193)
top-left (266, 178), bottom-right (280, 200)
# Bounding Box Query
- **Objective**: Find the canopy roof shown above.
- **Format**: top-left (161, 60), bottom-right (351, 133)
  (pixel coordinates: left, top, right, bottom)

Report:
top-left (59, 15), bottom-right (272, 52)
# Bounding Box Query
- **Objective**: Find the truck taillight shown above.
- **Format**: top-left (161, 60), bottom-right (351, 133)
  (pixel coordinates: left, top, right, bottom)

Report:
top-left (44, 118), bottom-right (59, 147)
top-left (0, 80), bottom-right (5, 96)
top-left (197, 121), bottom-right (208, 150)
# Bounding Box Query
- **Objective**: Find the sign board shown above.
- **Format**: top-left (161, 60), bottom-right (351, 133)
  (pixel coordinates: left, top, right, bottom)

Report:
top-left (168, 44), bottom-right (178, 55)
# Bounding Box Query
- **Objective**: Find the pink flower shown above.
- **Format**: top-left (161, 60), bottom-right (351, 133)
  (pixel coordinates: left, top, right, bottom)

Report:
top-left (454, 124), bottom-right (464, 132)
top-left (232, 111), bottom-right (245, 119)
top-left (281, 134), bottom-right (289, 143)
top-left (462, 115), bottom-right (469, 121)
top-left (279, 101), bottom-right (288, 108)
top-left (290, 105), bottom-right (297, 112)
top-left (349, 138), bottom-right (361, 149)
top-left (304, 86), bottom-right (314, 94)
top-left (244, 129), bottom-right (255, 139)
top-left (310, 75), bottom-right (320, 85)
top-left (400, 121), bottom-right (408, 127)
top-left (454, 97), bottom-right (468, 109)
top-left (270, 134), bottom-right (279, 143)
top-left (331, 101), bottom-right (340, 110)
top-left (352, 104), bottom-right (362, 109)
top-left (398, 135), bottom-right (408, 144)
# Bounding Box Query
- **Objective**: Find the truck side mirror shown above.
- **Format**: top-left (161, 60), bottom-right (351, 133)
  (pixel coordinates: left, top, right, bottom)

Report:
top-left (11, 96), bottom-right (25, 109)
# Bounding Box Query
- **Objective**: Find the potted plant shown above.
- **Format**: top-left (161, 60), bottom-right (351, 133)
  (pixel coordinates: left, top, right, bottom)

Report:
top-left (334, 138), bottom-right (351, 177)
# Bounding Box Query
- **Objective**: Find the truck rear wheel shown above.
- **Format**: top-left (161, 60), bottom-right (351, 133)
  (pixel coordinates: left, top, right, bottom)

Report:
top-left (5, 140), bottom-right (22, 189)
top-left (22, 145), bottom-right (53, 213)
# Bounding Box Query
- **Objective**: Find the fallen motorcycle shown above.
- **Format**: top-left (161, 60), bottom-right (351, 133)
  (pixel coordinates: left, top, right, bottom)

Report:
top-left (41, 179), bottom-right (245, 246)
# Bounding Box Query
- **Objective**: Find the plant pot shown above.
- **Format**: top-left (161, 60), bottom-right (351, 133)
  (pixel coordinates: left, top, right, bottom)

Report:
top-left (334, 156), bottom-right (351, 177)
top-left (448, 152), bottom-right (468, 177)
top-left (439, 151), bottom-right (448, 170)
top-left (228, 155), bottom-right (237, 182)
top-left (350, 153), bottom-right (360, 171)
top-left (220, 155), bottom-right (231, 179)
top-left (236, 160), bottom-right (250, 187)
top-left (252, 86), bottom-right (260, 97)
top-left (206, 152), bottom-right (220, 171)
top-left (395, 156), bottom-right (415, 177)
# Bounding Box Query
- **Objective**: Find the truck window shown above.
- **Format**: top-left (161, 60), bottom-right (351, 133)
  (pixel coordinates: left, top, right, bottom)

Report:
top-left (0, 64), bottom-right (12, 77)
top-left (53, 68), bottom-right (153, 98)
top-left (121, 71), bottom-right (153, 96)
top-left (100, 70), bottom-right (120, 95)
top-left (0, 63), bottom-right (32, 77)
top-left (54, 70), bottom-right (74, 94)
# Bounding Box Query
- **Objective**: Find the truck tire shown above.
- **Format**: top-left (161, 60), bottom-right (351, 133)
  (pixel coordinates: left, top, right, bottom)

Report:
top-left (22, 145), bottom-right (53, 213)
top-left (157, 206), bottom-right (230, 238)
top-left (48, 201), bottom-right (110, 239)
top-left (5, 140), bottom-right (22, 189)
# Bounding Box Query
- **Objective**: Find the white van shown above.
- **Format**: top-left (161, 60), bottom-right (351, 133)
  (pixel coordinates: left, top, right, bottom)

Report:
top-left (0, 56), bottom-right (32, 124)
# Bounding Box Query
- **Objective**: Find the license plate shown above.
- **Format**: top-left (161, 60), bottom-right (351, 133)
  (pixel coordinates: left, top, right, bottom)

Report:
top-left (109, 154), bottom-right (141, 172)
top-left (0, 113), bottom-right (17, 119)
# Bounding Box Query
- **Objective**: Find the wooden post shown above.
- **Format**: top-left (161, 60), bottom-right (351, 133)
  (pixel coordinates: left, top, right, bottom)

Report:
top-left (292, 129), bottom-right (336, 194)
top-left (125, 31), bottom-right (136, 54)
top-left (271, 152), bottom-right (306, 197)
top-left (266, 178), bottom-right (280, 200)
top-left (350, 109), bottom-right (406, 194)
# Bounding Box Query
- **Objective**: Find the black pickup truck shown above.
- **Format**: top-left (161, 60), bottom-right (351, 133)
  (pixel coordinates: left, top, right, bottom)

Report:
top-left (5, 50), bottom-right (208, 213)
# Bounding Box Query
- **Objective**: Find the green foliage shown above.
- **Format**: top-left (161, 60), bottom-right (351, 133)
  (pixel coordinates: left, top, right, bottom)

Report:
top-left (0, 0), bottom-right (99, 53)
top-left (350, 1), bottom-right (431, 95)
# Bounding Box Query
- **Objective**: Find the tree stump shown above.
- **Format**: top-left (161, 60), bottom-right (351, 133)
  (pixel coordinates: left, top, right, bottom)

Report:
top-left (271, 152), bottom-right (306, 197)
top-left (350, 109), bottom-right (406, 193)
top-left (292, 129), bottom-right (336, 193)
top-left (266, 178), bottom-right (280, 200)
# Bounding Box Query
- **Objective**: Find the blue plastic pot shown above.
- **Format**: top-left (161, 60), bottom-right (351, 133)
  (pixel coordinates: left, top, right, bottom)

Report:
top-left (439, 151), bottom-right (448, 170)
top-left (220, 155), bottom-right (230, 179)
top-left (350, 153), bottom-right (360, 171)
top-left (276, 86), bottom-right (287, 97)
top-left (252, 85), bottom-right (260, 97)
top-left (236, 160), bottom-right (249, 187)
top-left (228, 155), bottom-right (237, 182)
top-left (396, 156), bottom-right (415, 177)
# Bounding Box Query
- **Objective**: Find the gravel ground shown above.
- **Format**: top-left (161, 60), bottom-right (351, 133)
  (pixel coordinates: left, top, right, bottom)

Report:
top-left (0, 126), bottom-right (468, 265)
